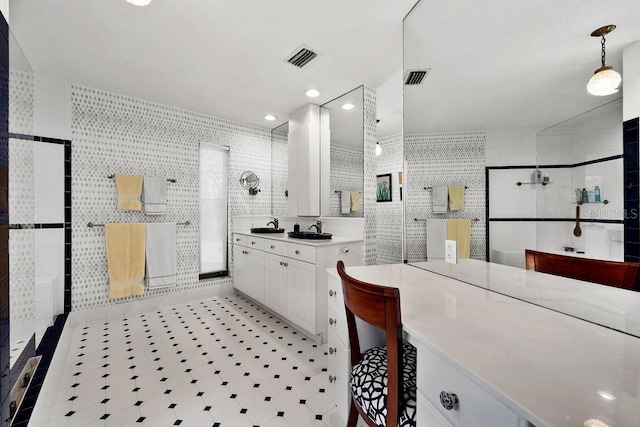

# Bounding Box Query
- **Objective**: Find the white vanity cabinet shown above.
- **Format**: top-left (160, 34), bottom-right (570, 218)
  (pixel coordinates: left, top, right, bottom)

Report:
top-left (233, 232), bottom-right (362, 342)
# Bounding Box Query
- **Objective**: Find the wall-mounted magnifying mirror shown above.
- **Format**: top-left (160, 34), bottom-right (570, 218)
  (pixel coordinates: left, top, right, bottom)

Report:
top-left (239, 171), bottom-right (260, 195)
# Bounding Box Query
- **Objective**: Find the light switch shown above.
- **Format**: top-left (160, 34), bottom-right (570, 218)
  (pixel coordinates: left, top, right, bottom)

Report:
top-left (445, 240), bottom-right (458, 264)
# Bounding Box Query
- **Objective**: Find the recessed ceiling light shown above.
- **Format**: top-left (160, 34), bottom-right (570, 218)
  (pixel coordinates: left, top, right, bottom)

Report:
top-left (264, 115), bottom-right (277, 121)
top-left (305, 89), bottom-right (321, 98)
top-left (342, 103), bottom-right (355, 110)
top-left (126, 0), bottom-right (152, 6)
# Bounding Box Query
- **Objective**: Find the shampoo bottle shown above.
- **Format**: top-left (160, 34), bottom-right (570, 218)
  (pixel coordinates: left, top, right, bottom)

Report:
top-left (594, 186), bottom-right (601, 202)
top-left (582, 188), bottom-right (588, 204)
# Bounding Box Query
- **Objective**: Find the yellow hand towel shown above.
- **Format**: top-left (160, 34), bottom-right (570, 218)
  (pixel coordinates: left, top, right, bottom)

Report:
top-left (447, 219), bottom-right (471, 259)
top-left (105, 223), bottom-right (146, 299)
top-left (350, 191), bottom-right (360, 212)
top-left (448, 185), bottom-right (465, 211)
top-left (115, 174), bottom-right (143, 211)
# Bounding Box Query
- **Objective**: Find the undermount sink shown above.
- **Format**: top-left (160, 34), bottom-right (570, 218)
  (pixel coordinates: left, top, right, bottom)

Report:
top-left (250, 227), bottom-right (285, 233)
top-left (287, 231), bottom-right (333, 240)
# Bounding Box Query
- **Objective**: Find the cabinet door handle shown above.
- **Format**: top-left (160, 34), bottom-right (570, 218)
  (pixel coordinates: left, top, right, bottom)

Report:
top-left (341, 247), bottom-right (349, 253)
top-left (329, 318), bottom-right (335, 325)
top-left (439, 391), bottom-right (459, 411)
top-left (329, 347), bottom-right (336, 355)
top-left (295, 250), bottom-right (300, 255)
top-left (328, 375), bottom-right (336, 383)
top-left (251, 241), bottom-right (256, 245)
top-left (329, 290), bottom-right (334, 297)
top-left (236, 238), bottom-right (241, 242)
top-left (279, 261), bottom-right (283, 266)
top-left (271, 245), bottom-right (275, 249)
top-left (283, 262), bottom-right (288, 267)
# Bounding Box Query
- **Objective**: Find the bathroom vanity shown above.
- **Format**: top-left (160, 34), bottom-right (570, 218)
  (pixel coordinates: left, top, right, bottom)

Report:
top-left (327, 261), bottom-right (640, 427)
top-left (233, 231), bottom-right (362, 342)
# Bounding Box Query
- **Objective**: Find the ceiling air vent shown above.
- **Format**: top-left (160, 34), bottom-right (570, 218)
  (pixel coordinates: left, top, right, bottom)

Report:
top-left (404, 69), bottom-right (431, 85)
top-left (285, 45), bottom-right (319, 68)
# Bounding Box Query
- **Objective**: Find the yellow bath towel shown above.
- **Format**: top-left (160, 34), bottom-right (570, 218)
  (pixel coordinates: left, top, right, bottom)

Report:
top-left (447, 219), bottom-right (471, 259)
top-left (115, 174), bottom-right (143, 211)
top-left (105, 223), bottom-right (146, 299)
top-left (350, 191), bottom-right (360, 212)
top-left (448, 185), bottom-right (466, 211)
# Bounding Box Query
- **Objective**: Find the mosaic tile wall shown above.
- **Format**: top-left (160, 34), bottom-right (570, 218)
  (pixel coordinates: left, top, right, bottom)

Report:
top-left (404, 131), bottom-right (486, 262)
top-left (271, 129), bottom-right (288, 216)
top-left (363, 85), bottom-right (377, 265)
top-left (71, 85), bottom-right (273, 311)
top-left (8, 229), bottom-right (34, 326)
top-left (329, 144), bottom-right (364, 218)
top-left (376, 133), bottom-right (403, 264)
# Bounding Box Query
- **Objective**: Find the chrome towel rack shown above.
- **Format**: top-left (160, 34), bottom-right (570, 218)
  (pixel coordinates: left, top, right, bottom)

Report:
top-left (414, 218), bottom-right (480, 222)
top-left (87, 221), bottom-right (191, 228)
top-left (108, 174), bottom-right (176, 183)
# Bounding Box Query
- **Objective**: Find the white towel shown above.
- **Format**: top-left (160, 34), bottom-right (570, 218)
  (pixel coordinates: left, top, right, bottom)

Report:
top-left (432, 186), bottom-right (448, 214)
top-left (341, 191), bottom-right (350, 214)
top-left (143, 177), bottom-right (168, 215)
top-left (145, 223), bottom-right (177, 288)
top-left (426, 219), bottom-right (447, 260)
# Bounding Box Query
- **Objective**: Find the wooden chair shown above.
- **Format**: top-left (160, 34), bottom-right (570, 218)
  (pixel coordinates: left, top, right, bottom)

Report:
top-left (336, 261), bottom-right (417, 427)
top-left (524, 249), bottom-right (640, 291)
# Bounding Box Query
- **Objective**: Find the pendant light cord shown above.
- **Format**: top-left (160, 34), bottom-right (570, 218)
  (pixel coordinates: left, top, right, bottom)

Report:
top-left (601, 35), bottom-right (607, 67)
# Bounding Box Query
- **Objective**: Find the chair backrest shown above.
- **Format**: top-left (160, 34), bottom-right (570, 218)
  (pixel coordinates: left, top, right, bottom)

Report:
top-left (524, 249), bottom-right (640, 291)
top-left (336, 260), bottom-right (404, 426)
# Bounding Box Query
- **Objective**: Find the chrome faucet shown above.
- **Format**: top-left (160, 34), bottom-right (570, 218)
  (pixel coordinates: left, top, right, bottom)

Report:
top-left (308, 220), bottom-right (323, 234)
top-left (267, 218), bottom-right (279, 229)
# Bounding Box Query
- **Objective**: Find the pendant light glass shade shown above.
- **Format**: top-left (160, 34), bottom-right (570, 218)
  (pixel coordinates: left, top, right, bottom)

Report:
top-left (587, 66), bottom-right (621, 96)
top-left (587, 25), bottom-right (620, 96)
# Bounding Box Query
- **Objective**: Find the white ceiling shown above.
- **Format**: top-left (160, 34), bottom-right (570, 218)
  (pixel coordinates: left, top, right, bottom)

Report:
top-left (404, 0), bottom-right (640, 134)
top-left (9, 0), bottom-right (415, 136)
top-left (10, 1), bottom-right (640, 140)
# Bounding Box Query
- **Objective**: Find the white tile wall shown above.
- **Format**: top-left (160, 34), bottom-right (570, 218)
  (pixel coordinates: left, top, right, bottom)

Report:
top-left (33, 73), bottom-right (72, 140)
top-left (376, 133), bottom-right (403, 264)
top-left (329, 145), bottom-right (364, 218)
top-left (623, 41), bottom-right (640, 121)
top-left (485, 128), bottom-right (537, 166)
top-left (34, 141), bottom-right (65, 223)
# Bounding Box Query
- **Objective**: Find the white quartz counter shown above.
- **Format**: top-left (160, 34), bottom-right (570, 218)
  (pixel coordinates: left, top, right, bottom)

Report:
top-left (329, 263), bottom-right (640, 427)
top-left (233, 231), bottom-right (363, 247)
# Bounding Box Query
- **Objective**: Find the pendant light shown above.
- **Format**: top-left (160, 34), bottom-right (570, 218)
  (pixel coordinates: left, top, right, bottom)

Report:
top-left (587, 25), bottom-right (621, 96)
top-left (375, 142), bottom-right (382, 156)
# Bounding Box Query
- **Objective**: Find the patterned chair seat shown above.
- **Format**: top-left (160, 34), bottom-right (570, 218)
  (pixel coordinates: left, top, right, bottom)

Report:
top-left (349, 342), bottom-right (417, 427)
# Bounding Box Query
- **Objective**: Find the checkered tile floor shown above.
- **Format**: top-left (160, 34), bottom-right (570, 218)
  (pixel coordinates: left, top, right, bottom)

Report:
top-left (29, 294), bottom-right (337, 426)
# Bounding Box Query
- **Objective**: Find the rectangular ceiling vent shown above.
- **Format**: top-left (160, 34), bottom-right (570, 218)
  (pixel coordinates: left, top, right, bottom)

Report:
top-left (404, 69), bottom-right (431, 85)
top-left (285, 45), bottom-right (319, 68)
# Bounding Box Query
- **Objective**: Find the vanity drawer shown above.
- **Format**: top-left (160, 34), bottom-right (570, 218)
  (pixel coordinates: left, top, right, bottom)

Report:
top-left (328, 328), bottom-right (350, 382)
top-left (417, 343), bottom-right (520, 427)
top-left (328, 273), bottom-right (343, 308)
top-left (264, 239), bottom-right (286, 256)
top-left (417, 390), bottom-right (454, 427)
top-left (246, 236), bottom-right (264, 250)
top-left (328, 299), bottom-right (349, 345)
top-left (233, 234), bottom-right (246, 246)
top-left (286, 242), bottom-right (316, 264)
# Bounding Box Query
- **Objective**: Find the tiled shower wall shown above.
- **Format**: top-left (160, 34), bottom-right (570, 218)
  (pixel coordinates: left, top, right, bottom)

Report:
top-left (71, 84), bottom-right (273, 311)
top-left (376, 133), bottom-right (403, 264)
top-left (329, 144), bottom-right (364, 218)
top-left (404, 131), bottom-right (487, 262)
top-left (363, 85), bottom-right (377, 265)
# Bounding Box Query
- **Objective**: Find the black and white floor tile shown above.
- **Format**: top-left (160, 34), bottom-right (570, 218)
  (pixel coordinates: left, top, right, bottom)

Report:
top-left (29, 294), bottom-right (338, 426)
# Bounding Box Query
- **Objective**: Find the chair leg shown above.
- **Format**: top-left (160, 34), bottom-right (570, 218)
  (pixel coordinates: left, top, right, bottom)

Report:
top-left (347, 398), bottom-right (359, 427)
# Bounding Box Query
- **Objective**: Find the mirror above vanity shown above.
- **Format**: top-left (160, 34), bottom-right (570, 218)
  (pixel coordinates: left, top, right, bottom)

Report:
top-left (269, 86), bottom-right (365, 218)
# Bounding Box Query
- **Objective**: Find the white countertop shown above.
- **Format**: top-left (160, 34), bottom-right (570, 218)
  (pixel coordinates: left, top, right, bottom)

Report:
top-left (412, 259), bottom-right (640, 337)
top-left (234, 231), bottom-right (363, 247)
top-left (329, 263), bottom-right (640, 427)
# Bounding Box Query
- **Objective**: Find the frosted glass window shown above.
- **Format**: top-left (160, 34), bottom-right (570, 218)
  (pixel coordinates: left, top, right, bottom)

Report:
top-left (200, 144), bottom-right (229, 278)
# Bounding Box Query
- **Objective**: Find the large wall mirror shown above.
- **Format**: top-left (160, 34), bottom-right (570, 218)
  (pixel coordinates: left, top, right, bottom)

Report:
top-left (270, 86), bottom-right (365, 218)
top-left (403, 0), bottom-right (640, 333)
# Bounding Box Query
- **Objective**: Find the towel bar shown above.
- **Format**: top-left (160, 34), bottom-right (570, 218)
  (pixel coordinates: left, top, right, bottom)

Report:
top-left (334, 190), bottom-right (362, 193)
top-left (88, 221), bottom-right (190, 227)
top-left (108, 174), bottom-right (176, 183)
top-left (415, 218), bottom-right (479, 222)
top-left (424, 186), bottom-right (468, 190)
